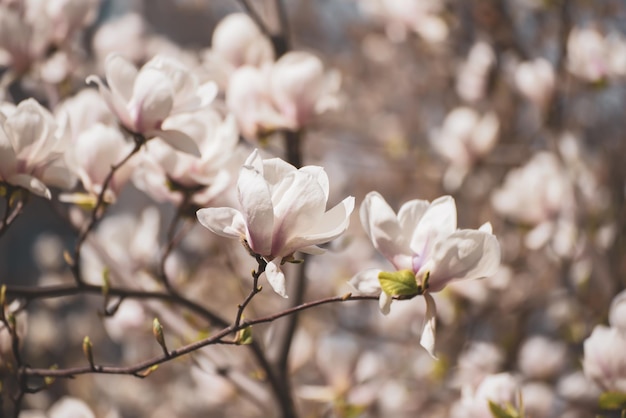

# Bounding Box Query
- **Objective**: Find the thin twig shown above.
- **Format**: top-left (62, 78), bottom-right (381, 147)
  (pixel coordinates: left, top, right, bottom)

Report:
top-left (234, 254), bottom-right (266, 328)
top-left (235, 0), bottom-right (272, 38)
top-left (70, 138), bottom-right (143, 287)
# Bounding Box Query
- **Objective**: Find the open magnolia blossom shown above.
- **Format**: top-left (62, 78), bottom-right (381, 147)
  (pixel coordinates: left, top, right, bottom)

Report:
top-left (350, 192), bottom-right (500, 357)
top-left (0, 98), bottom-right (75, 199)
top-left (196, 149), bottom-right (355, 297)
top-left (583, 325), bottom-right (626, 394)
top-left (87, 54), bottom-right (218, 156)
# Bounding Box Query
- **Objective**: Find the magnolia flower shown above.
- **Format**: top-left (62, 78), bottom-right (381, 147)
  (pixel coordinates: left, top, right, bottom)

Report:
top-left (431, 107), bottom-right (499, 190)
top-left (45, 0), bottom-right (100, 44)
top-left (583, 325), bottom-right (626, 393)
top-left (203, 12), bottom-right (274, 87)
top-left (0, 5), bottom-right (49, 73)
top-left (0, 98), bottom-right (75, 198)
top-left (567, 27), bottom-right (626, 82)
top-left (87, 54), bottom-right (218, 155)
top-left (456, 41), bottom-right (496, 103)
top-left (92, 13), bottom-right (146, 67)
top-left (452, 373), bottom-right (521, 418)
top-left (351, 192), bottom-right (500, 357)
top-left (514, 58), bottom-right (555, 110)
top-left (609, 289), bottom-right (626, 332)
top-left (196, 149), bottom-right (355, 297)
top-left (62, 123), bottom-right (136, 203)
top-left (269, 51), bottom-right (341, 129)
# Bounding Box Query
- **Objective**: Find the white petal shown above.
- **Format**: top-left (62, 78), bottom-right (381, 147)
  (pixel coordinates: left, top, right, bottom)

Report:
top-left (104, 54), bottom-right (138, 102)
top-left (280, 195), bottom-right (354, 256)
top-left (427, 229), bottom-right (501, 292)
top-left (348, 268), bottom-right (382, 295)
top-left (196, 81), bottom-right (219, 108)
top-left (238, 165), bottom-right (274, 255)
top-left (379, 292), bottom-right (392, 315)
top-left (196, 207), bottom-right (247, 239)
top-left (86, 75), bottom-right (134, 130)
top-left (360, 191), bottom-right (412, 270)
top-left (4, 99), bottom-right (53, 161)
top-left (299, 165), bottom-right (329, 202)
top-left (0, 126), bottom-right (17, 179)
top-left (261, 156), bottom-right (296, 188)
top-left (8, 173), bottom-right (51, 199)
top-left (420, 292), bottom-right (438, 359)
top-left (410, 195), bottom-right (457, 254)
top-left (155, 129), bottom-right (201, 157)
top-left (265, 260), bottom-right (288, 298)
top-left (130, 68), bottom-right (174, 132)
top-left (397, 199), bottom-right (430, 246)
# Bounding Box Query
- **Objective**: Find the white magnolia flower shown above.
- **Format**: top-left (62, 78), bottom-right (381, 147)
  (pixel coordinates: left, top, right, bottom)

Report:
top-left (451, 373), bottom-right (521, 418)
top-left (351, 192), bottom-right (500, 357)
top-left (0, 98), bottom-right (75, 198)
top-left (514, 58), bottom-right (555, 110)
top-left (583, 325), bottom-right (626, 393)
top-left (567, 27), bottom-right (626, 82)
top-left (63, 123), bottom-right (136, 203)
top-left (456, 41), bottom-right (496, 103)
top-left (196, 149), bottom-right (355, 297)
top-left (87, 54), bottom-right (218, 155)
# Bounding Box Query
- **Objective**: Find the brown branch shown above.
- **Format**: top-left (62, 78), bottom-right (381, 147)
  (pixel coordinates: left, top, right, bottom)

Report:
top-left (235, 0), bottom-right (272, 38)
top-left (70, 137), bottom-right (143, 287)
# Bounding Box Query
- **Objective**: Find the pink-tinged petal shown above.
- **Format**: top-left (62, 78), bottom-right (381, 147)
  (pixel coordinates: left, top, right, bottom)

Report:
top-left (271, 171), bottom-right (327, 256)
top-left (349, 268), bottom-right (383, 295)
top-left (196, 207), bottom-right (247, 239)
top-left (155, 129), bottom-right (201, 157)
top-left (238, 165), bottom-right (274, 255)
top-left (262, 156), bottom-right (296, 189)
top-left (360, 191), bottom-right (412, 270)
top-left (196, 81), bottom-right (219, 108)
top-left (40, 158), bottom-right (76, 190)
top-left (244, 149), bottom-right (263, 172)
top-left (427, 229), bottom-right (501, 292)
top-left (86, 75), bottom-right (134, 130)
top-left (299, 165), bottom-right (329, 202)
top-left (379, 292), bottom-right (392, 315)
top-left (397, 199), bottom-right (430, 240)
top-left (130, 68), bottom-right (174, 132)
top-left (4, 99), bottom-right (52, 160)
top-left (265, 260), bottom-right (288, 298)
top-left (8, 173), bottom-right (51, 199)
top-left (410, 195), bottom-right (457, 254)
top-left (0, 126), bottom-right (17, 179)
top-left (420, 292), bottom-right (437, 359)
top-left (104, 54), bottom-right (138, 102)
top-left (279, 196), bottom-right (354, 256)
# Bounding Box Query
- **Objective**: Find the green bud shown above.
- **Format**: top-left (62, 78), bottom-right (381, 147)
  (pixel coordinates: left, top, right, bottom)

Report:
top-left (235, 326), bottom-right (253, 345)
top-left (378, 269), bottom-right (420, 297)
top-left (599, 392), bottom-right (626, 410)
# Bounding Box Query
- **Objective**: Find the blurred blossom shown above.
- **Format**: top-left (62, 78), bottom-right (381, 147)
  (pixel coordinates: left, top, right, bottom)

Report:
top-left (451, 372), bottom-right (521, 418)
top-left (517, 335), bottom-right (567, 380)
top-left (197, 149), bottom-right (354, 297)
top-left (514, 58), bottom-right (555, 110)
top-left (45, 0), bottom-right (100, 45)
top-left (431, 107), bottom-right (499, 191)
top-left (456, 42), bottom-right (496, 103)
top-left (87, 54), bottom-right (218, 156)
top-left (359, 0), bottom-right (448, 44)
top-left (583, 325), bottom-right (626, 393)
top-left (521, 382), bottom-right (554, 418)
top-left (557, 371), bottom-right (603, 405)
top-left (133, 109), bottom-right (238, 207)
top-left (103, 299), bottom-right (146, 343)
top-left (609, 289), bottom-right (626, 332)
top-left (0, 301), bottom-right (26, 357)
top-left (227, 51), bottom-right (339, 139)
top-left (92, 13), bottom-right (146, 66)
top-left (81, 206), bottom-right (161, 285)
top-left (62, 123), bottom-right (136, 203)
top-left (567, 27), bottom-right (626, 82)
top-left (351, 192), bottom-right (500, 356)
top-left (453, 341), bottom-right (504, 388)
top-left (0, 98), bottom-right (76, 199)
top-left (55, 89), bottom-right (116, 139)
top-left (0, 4), bottom-right (49, 73)
top-left (492, 152), bottom-right (575, 252)
top-left (48, 396), bottom-right (95, 418)
top-left (203, 12), bottom-right (274, 87)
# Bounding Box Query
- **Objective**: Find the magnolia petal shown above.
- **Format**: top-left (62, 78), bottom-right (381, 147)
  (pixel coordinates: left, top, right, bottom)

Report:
top-left (299, 165), bottom-right (329, 202)
top-left (0, 126), bottom-right (16, 178)
top-left (379, 292), bottom-right (392, 315)
top-left (265, 260), bottom-right (288, 298)
top-left (348, 268), bottom-right (383, 295)
top-left (196, 81), bottom-right (219, 108)
top-left (238, 165), bottom-right (274, 255)
top-left (131, 68), bottom-right (174, 132)
top-left (40, 158), bottom-right (76, 190)
top-left (8, 173), bottom-right (51, 199)
top-left (244, 149), bottom-right (263, 172)
top-left (4, 99), bottom-right (50, 159)
top-left (156, 129), bottom-right (201, 157)
top-left (271, 171), bottom-right (328, 254)
top-left (86, 75), bottom-right (134, 130)
top-left (196, 207), bottom-right (247, 239)
top-left (360, 191), bottom-right (411, 270)
top-left (262, 156), bottom-right (297, 188)
top-left (280, 195), bottom-right (354, 256)
top-left (104, 54), bottom-right (138, 102)
top-left (410, 195), bottom-right (457, 254)
top-left (298, 245), bottom-right (325, 255)
top-left (420, 292), bottom-right (438, 359)
top-left (397, 199), bottom-right (430, 247)
top-left (428, 229), bottom-right (501, 292)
